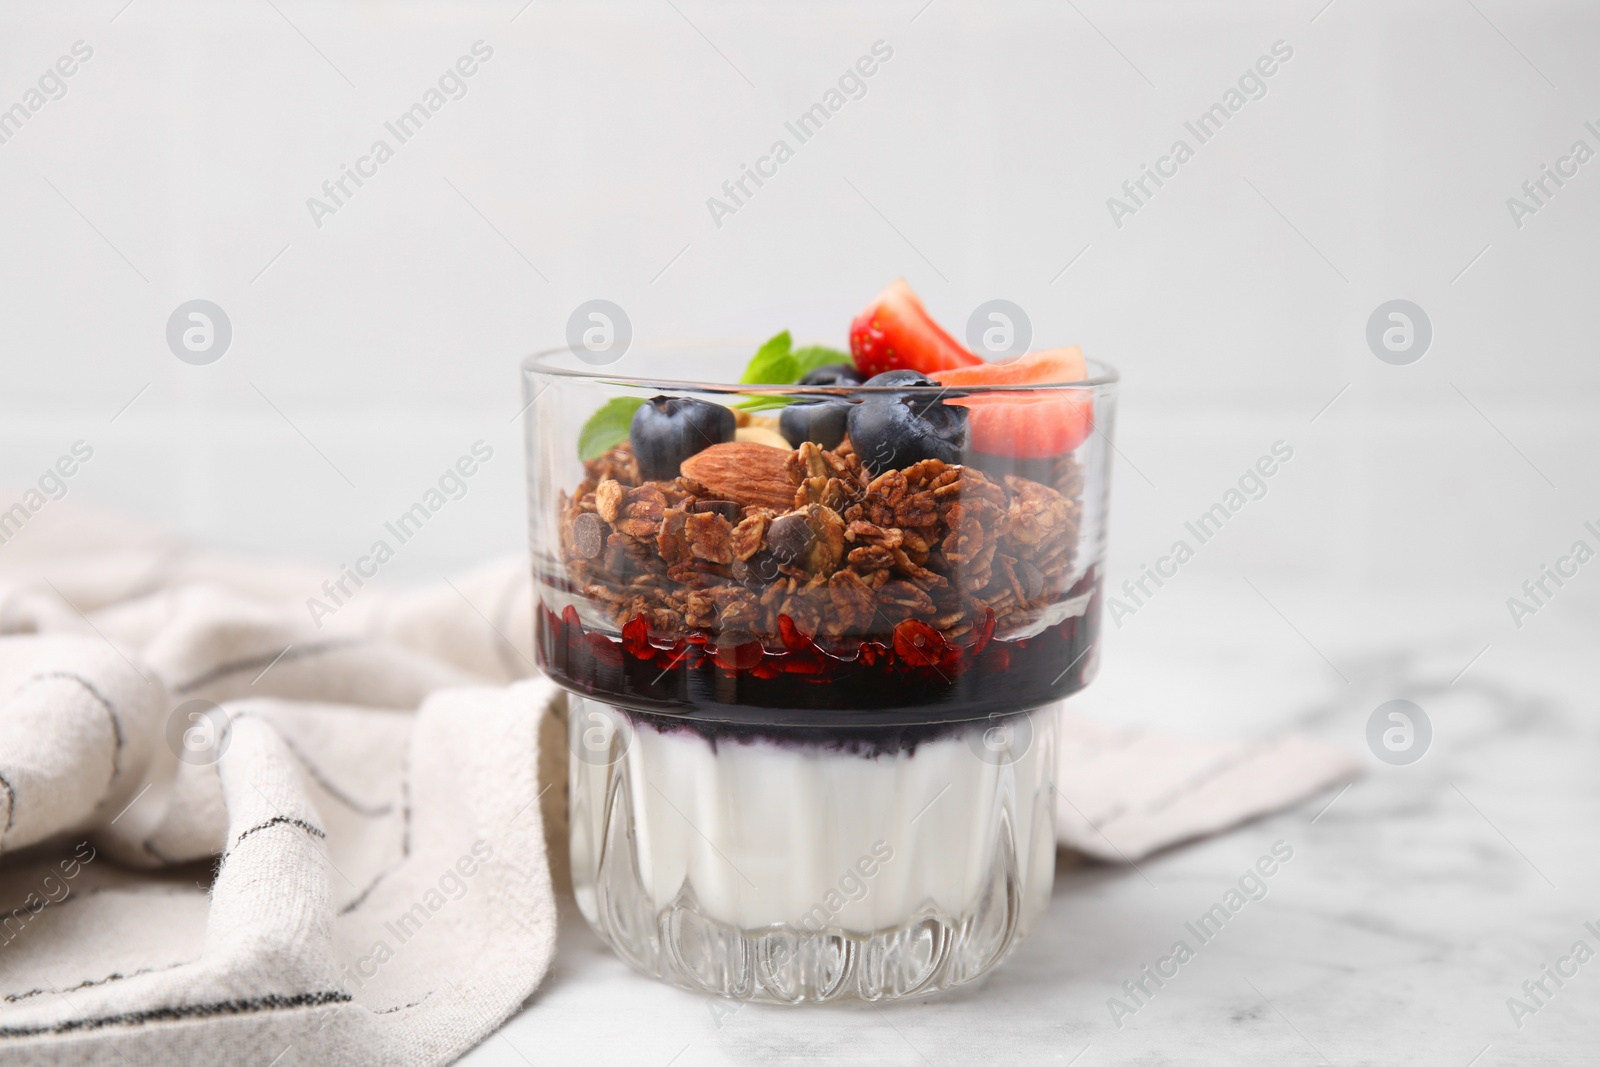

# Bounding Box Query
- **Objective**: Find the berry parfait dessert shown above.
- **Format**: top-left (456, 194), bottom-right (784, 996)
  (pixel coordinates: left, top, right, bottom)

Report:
top-left (524, 281), bottom-right (1116, 1002)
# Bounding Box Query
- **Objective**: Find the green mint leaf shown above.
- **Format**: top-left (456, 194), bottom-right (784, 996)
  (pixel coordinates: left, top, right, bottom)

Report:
top-left (791, 345), bottom-right (852, 377)
top-left (734, 395), bottom-right (792, 413)
top-left (578, 396), bottom-right (645, 460)
top-left (739, 330), bottom-right (798, 384)
top-left (735, 334), bottom-right (852, 411)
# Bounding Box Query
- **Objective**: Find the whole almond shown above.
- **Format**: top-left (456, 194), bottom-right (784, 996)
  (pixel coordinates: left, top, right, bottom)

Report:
top-left (681, 441), bottom-right (797, 512)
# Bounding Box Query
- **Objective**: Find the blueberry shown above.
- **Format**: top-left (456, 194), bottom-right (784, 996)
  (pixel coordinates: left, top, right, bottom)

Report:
top-left (629, 395), bottom-right (736, 481)
top-left (847, 372), bottom-right (968, 474)
top-left (798, 363), bottom-right (863, 387)
top-left (779, 399), bottom-right (851, 449)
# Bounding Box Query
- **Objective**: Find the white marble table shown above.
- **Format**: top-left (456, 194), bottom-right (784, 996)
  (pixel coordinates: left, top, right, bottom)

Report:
top-left (461, 577), bottom-right (1599, 1066)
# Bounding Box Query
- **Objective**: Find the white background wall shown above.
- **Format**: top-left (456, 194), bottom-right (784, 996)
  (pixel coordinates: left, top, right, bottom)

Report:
top-left (2, 0), bottom-right (1596, 649)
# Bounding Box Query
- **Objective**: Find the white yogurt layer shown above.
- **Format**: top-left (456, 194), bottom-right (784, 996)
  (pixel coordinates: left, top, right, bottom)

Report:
top-left (570, 702), bottom-right (1057, 933)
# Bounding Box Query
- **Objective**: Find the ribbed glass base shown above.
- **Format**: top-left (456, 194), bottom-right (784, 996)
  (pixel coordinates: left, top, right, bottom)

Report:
top-left (569, 700), bottom-right (1056, 1002)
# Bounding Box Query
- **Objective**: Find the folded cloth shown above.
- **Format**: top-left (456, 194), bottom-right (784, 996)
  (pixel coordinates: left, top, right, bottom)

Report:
top-left (1053, 713), bottom-right (1360, 862)
top-left (0, 503), bottom-right (1356, 1063)
top-left (0, 506), bottom-right (561, 1065)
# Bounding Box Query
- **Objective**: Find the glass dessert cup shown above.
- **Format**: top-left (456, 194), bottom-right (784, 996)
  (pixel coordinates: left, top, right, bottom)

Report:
top-left (524, 343), bottom-right (1117, 1002)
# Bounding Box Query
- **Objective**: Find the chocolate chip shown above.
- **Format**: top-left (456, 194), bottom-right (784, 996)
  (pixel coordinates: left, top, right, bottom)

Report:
top-left (766, 512), bottom-right (815, 565)
top-left (733, 549), bottom-right (780, 586)
top-left (691, 499), bottom-right (741, 523)
top-left (574, 513), bottom-right (607, 559)
top-left (1015, 559), bottom-right (1044, 601)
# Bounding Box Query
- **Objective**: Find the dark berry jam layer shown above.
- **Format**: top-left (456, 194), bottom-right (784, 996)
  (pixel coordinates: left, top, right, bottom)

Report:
top-left (537, 570), bottom-right (1099, 734)
top-left (611, 702), bottom-right (1041, 758)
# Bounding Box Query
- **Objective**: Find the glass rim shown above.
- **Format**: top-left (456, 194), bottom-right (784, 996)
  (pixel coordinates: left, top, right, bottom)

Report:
top-left (522, 342), bottom-right (1120, 396)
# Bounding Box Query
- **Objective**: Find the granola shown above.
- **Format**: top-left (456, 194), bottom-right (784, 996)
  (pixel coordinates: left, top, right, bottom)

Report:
top-left (560, 437), bottom-right (1083, 650)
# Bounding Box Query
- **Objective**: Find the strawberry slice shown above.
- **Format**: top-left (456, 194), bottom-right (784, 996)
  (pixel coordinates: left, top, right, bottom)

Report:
top-left (930, 345), bottom-right (1086, 388)
top-left (933, 344), bottom-right (1095, 457)
top-left (850, 280), bottom-right (981, 377)
top-left (947, 391), bottom-right (1095, 458)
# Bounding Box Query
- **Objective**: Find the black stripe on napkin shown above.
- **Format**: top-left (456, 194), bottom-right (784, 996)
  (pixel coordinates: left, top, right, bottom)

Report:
top-left (24, 671), bottom-right (126, 780)
top-left (228, 815), bottom-right (325, 854)
top-left (0, 990), bottom-right (352, 1038)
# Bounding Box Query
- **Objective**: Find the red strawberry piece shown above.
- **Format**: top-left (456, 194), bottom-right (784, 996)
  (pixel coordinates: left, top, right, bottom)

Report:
top-left (946, 390), bottom-right (1095, 457)
top-left (621, 615), bottom-right (652, 659)
top-left (850, 279), bottom-right (982, 377)
top-left (933, 345), bottom-right (1095, 457)
top-left (931, 345), bottom-right (1086, 388)
top-left (893, 618), bottom-right (948, 667)
top-left (777, 613), bottom-right (816, 652)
